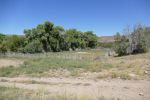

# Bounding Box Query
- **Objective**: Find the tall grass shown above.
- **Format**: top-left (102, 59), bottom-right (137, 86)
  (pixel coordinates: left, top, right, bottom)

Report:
top-left (0, 49), bottom-right (149, 79)
top-left (0, 49), bottom-right (113, 77)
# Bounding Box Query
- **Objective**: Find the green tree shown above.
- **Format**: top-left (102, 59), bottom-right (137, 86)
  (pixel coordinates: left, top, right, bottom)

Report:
top-left (0, 40), bottom-right (7, 54)
top-left (5, 35), bottom-right (25, 52)
top-left (0, 33), bottom-right (5, 43)
top-left (131, 24), bottom-right (148, 53)
top-left (51, 26), bottom-right (65, 51)
top-left (65, 29), bottom-right (84, 50)
top-left (113, 24), bottom-right (149, 56)
top-left (24, 40), bottom-right (43, 53)
top-left (114, 32), bottom-right (121, 42)
top-left (113, 33), bottom-right (128, 56)
top-left (23, 21), bottom-right (98, 53)
top-left (84, 31), bottom-right (98, 48)
top-left (0, 33), bottom-right (7, 54)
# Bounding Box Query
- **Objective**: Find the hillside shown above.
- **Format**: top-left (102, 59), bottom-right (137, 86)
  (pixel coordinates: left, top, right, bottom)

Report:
top-left (99, 36), bottom-right (115, 43)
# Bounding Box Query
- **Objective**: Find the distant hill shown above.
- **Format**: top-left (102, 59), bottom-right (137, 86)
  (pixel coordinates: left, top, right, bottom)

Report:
top-left (98, 36), bottom-right (115, 43)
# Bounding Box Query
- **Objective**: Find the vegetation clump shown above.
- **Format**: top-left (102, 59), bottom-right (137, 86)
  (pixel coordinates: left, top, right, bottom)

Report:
top-left (113, 24), bottom-right (150, 56)
top-left (0, 21), bottom-right (98, 54)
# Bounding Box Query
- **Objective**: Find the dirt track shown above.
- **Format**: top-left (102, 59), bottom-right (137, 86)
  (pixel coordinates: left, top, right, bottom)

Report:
top-left (0, 77), bottom-right (150, 100)
top-left (0, 59), bottom-right (23, 67)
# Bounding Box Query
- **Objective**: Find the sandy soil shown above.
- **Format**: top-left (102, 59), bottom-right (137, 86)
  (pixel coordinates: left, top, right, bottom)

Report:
top-left (0, 59), bottom-right (23, 67)
top-left (0, 77), bottom-right (150, 100)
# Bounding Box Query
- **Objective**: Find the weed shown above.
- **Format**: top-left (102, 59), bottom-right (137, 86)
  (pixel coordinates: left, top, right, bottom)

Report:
top-left (110, 72), bottom-right (118, 78)
top-left (120, 73), bottom-right (131, 80)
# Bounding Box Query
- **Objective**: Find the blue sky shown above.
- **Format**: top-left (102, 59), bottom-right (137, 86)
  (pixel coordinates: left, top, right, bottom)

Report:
top-left (0, 0), bottom-right (150, 36)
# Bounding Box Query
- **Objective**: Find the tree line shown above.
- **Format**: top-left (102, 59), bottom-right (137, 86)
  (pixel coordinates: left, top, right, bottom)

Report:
top-left (0, 21), bottom-right (98, 53)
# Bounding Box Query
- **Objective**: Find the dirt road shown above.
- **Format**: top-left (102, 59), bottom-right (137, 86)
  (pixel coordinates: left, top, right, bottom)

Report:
top-left (0, 77), bottom-right (150, 100)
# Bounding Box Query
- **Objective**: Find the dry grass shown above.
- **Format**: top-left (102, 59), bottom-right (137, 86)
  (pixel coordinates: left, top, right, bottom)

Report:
top-left (0, 49), bottom-right (150, 100)
top-left (0, 58), bottom-right (23, 68)
top-left (0, 86), bottom-right (107, 100)
top-left (0, 49), bottom-right (149, 79)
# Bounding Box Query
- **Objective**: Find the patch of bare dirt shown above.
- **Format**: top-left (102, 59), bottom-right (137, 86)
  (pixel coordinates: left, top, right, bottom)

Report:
top-left (0, 59), bottom-right (23, 68)
top-left (0, 77), bottom-right (150, 100)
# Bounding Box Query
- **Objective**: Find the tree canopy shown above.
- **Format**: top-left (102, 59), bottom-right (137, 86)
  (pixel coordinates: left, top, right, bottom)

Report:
top-left (0, 21), bottom-right (98, 53)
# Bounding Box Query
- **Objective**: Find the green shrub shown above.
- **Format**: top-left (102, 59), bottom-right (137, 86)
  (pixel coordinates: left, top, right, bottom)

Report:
top-left (23, 40), bottom-right (43, 53)
top-left (113, 41), bottom-right (128, 56)
top-left (99, 42), bottom-right (114, 48)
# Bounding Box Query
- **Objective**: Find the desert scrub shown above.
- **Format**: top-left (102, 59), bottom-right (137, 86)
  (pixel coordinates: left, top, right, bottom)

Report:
top-left (0, 66), bottom-right (20, 77)
top-left (110, 72), bottom-right (131, 80)
top-left (0, 56), bottom-right (110, 77)
top-left (97, 74), bottom-right (109, 79)
top-left (110, 72), bottom-right (118, 78)
top-left (0, 49), bottom-right (149, 79)
top-left (0, 86), bottom-right (30, 100)
top-left (0, 86), bottom-right (107, 100)
top-left (119, 73), bottom-right (131, 80)
top-left (0, 49), bottom-right (108, 77)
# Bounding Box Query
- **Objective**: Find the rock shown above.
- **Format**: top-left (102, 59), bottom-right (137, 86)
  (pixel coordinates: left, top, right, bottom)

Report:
top-left (117, 77), bottom-right (120, 79)
top-left (117, 98), bottom-right (121, 100)
top-left (144, 71), bottom-right (148, 74)
top-left (129, 73), bottom-right (136, 77)
top-left (139, 93), bottom-right (144, 96)
top-left (124, 86), bottom-right (129, 89)
top-left (145, 67), bottom-right (150, 71)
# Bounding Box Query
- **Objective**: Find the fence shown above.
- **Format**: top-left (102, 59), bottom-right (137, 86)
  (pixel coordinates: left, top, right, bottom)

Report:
top-left (0, 52), bottom-right (108, 62)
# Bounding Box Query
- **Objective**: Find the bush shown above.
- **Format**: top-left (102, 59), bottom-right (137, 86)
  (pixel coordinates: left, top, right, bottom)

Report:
top-left (113, 35), bottom-right (128, 56)
top-left (113, 41), bottom-right (128, 56)
top-left (23, 40), bottom-right (43, 53)
top-left (0, 41), bottom-right (7, 54)
top-left (99, 42), bottom-right (114, 48)
top-left (113, 24), bottom-right (150, 56)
